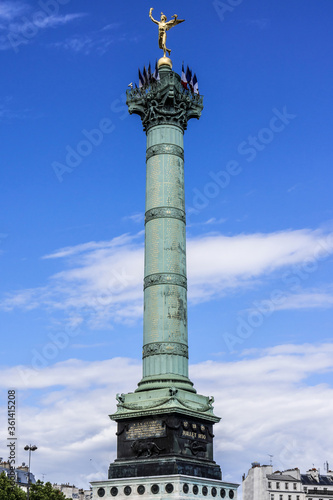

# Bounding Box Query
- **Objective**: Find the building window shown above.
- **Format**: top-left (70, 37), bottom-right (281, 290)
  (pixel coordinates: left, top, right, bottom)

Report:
top-left (276, 483), bottom-right (280, 490)
top-left (271, 495), bottom-right (274, 500)
top-left (285, 483), bottom-right (289, 490)
top-left (268, 482), bottom-right (271, 489)
top-left (296, 496), bottom-right (300, 500)
top-left (294, 484), bottom-right (297, 490)
top-left (288, 496), bottom-right (291, 500)
top-left (279, 495), bottom-right (283, 500)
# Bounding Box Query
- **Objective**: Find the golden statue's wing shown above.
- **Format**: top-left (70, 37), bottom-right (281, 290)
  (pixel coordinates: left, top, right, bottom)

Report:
top-left (165, 18), bottom-right (185, 30)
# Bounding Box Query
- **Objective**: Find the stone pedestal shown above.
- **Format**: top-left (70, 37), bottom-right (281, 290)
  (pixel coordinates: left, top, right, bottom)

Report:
top-left (91, 475), bottom-right (238, 499)
top-left (109, 413), bottom-right (221, 480)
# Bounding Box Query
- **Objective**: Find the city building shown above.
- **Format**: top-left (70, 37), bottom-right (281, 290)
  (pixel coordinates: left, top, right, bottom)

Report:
top-left (301, 469), bottom-right (333, 499)
top-left (53, 483), bottom-right (92, 499)
top-left (242, 463), bottom-right (333, 500)
top-left (0, 459), bottom-right (36, 491)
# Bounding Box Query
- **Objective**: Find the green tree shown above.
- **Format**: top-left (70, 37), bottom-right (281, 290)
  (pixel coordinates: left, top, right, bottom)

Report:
top-left (0, 471), bottom-right (26, 500)
top-left (29, 480), bottom-right (67, 500)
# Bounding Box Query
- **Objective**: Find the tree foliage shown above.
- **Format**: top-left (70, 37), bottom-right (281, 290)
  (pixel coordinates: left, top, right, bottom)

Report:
top-left (0, 474), bottom-right (67, 500)
top-left (0, 472), bottom-right (26, 500)
top-left (29, 480), bottom-right (67, 500)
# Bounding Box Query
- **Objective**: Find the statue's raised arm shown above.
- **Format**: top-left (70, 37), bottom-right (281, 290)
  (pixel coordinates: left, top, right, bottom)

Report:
top-left (149, 8), bottom-right (159, 25)
top-left (149, 8), bottom-right (185, 58)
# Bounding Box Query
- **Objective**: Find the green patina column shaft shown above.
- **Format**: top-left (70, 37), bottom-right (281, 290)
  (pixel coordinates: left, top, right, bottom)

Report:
top-left (127, 64), bottom-right (203, 393)
top-left (110, 63), bottom-right (220, 423)
top-left (141, 121), bottom-right (188, 389)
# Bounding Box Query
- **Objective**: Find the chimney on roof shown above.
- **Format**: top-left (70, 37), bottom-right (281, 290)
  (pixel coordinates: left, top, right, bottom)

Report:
top-left (251, 462), bottom-right (260, 468)
top-left (307, 468), bottom-right (319, 482)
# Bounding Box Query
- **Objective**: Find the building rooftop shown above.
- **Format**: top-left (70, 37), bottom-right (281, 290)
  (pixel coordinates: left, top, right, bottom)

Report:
top-left (267, 474), bottom-right (300, 482)
top-left (301, 474), bottom-right (333, 486)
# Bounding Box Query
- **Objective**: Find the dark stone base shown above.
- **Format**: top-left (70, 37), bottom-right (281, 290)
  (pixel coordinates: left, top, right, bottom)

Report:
top-left (110, 412), bottom-right (222, 480)
top-left (108, 456), bottom-right (222, 480)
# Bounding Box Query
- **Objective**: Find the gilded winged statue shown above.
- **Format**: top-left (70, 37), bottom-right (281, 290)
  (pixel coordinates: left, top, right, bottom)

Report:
top-left (149, 8), bottom-right (185, 57)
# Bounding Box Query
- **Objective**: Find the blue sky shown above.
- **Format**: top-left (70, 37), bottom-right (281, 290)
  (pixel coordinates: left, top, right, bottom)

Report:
top-left (1, 0), bottom-right (333, 495)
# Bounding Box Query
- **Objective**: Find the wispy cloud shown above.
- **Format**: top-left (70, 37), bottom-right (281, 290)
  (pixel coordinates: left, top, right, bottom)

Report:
top-left (52, 34), bottom-right (108, 55)
top-left (51, 24), bottom-right (139, 55)
top-left (123, 213), bottom-right (144, 224)
top-left (43, 232), bottom-right (144, 259)
top-left (71, 342), bottom-right (112, 349)
top-left (0, 1), bottom-right (26, 21)
top-left (273, 288), bottom-right (333, 311)
top-left (1, 228), bottom-right (333, 329)
top-left (1, 343), bottom-right (332, 488)
top-left (31, 13), bottom-right (85, 29)
top-left (187, 228), bottom-right (333, 302)
top-left (0, 95), bottom-right (34, 121)
top-left (188, 217), bottom-right (227, 227)
top-left (0, 1), bottom-right (86, 52)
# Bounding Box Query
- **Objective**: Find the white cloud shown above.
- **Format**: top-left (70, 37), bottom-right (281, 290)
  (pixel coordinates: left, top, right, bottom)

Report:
top-left (0, 1), bottom-right (26, 20)
top-left (7, 12), bottom-right (86, 33)
top-left (43, 233), bottom-right (142, 260)
top-left (273, 288), bottom-right (333, 310)
top-left (52, 34), bottom-right (100, 55)
top-left (0, 2), bottom-right (86, 51)
top-left (1, 229), bottom-right (333, 328)
top-left (187, 228), bottom-right (333, 302)
top-left (123, 213), bottom-right (145, 224)
top-left (51, 25), bottom-right (139, 55)
top-left (0, 343), bottom-right (332, 491)
top-left (51, 30), bottom-right (117, 56)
